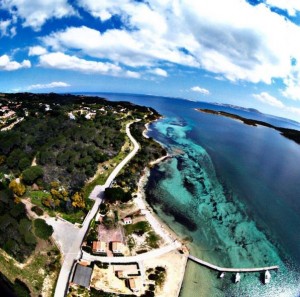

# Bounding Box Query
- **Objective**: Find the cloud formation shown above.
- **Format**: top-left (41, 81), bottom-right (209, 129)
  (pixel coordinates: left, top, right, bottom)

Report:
top-left (0, 0), bottom-right (75, 30)
top-left (253, 92), bottom-right (284, 108)
top-left (25, 81), bottom-right (70, 91)
top-left (191, 86), bottom-right (210, 95)
top-left (39, 52), bottom-right (140, 78)
top-left (0, 55), bottom-right (31, 71)
top-left (35, 0), bottom-right (300, 98)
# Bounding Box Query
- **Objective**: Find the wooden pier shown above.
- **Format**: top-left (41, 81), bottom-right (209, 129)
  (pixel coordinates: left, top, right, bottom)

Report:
top-left (188, 255), bottom-right (279, 273)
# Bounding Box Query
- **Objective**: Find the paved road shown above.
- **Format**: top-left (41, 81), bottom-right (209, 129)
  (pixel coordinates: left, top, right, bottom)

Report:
top-left (54, 121), bottom-right (140, 297)
top-left (81, 241), bottom-right (181, 263)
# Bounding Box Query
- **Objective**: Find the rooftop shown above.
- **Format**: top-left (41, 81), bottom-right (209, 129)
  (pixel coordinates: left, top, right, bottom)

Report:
top-left (72, 264), bottom-right (93, 288)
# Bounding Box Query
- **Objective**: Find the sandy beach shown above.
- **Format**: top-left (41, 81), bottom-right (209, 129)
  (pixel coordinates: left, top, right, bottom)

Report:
top-left (131, 121), bottom-right (189, 296)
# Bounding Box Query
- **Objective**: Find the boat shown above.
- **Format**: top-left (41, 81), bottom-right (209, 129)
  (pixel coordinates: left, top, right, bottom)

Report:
top-left (219, 272), bottom-right (225, 278)
top-left (264, 270), bottom-right (271, 284)
top-left (235, 273), bottom-right (241, 283)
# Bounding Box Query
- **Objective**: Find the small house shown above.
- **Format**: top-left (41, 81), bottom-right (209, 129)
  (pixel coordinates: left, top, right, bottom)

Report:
top-left (123, 217), bottom-right (132, 225)
top-left (111, 241), bottom-right (124, 255)
top-left (92, 241), bottom-right (107, 254)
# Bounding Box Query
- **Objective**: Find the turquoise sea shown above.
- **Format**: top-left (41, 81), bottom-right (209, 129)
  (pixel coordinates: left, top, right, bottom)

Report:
top-left (81, 93), bottom-right (300, 297)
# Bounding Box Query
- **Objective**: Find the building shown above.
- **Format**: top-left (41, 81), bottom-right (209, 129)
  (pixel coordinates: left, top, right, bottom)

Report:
top-left (111, 241), bottom-right (124, 255)
top-left (123, 217), bottom-right (132, 225)
top-left (92, 241), bottom-right (107, 255)
top-left (72, 264), bottom-right (93, 288)
top-left (127, 278), bottom-right (139, 293)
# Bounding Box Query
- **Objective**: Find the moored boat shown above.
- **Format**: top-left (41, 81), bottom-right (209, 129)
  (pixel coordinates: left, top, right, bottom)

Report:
top-left (219, 272), bottom-right (225, 278)
top-left (264, 270), bottom-right (271, 284)
top-left (235, 273), bottom-right (241, 283)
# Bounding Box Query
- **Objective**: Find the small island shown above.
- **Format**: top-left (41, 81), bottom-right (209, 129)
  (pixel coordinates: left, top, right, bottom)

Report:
top-left (0, 93), bottom-right (187, 297)
top-left (196, 108), bottom-right (300, 145)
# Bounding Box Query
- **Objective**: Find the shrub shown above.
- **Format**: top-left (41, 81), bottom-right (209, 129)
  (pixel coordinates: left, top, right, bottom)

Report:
top-left (34, 218), bottom-right (53, 240)
top-left (22, 166), bottom-right (43, 185)
top-left (31, 206), bottom-right (44, 216)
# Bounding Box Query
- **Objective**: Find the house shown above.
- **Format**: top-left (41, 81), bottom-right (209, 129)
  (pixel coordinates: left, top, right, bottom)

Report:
top-left (123, 217), bottom-right (132, 225)
top-left (111, 241), bottom-right (124, 255)
top-left (92, 241), bottom-right (107, 254)
top-left (72, 264), bottom-right (93, 288)
top-left (127, 278), bottom-right (139, 293)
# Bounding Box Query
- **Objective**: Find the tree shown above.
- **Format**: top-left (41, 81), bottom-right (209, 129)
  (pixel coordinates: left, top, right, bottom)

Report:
top-left (9, 179), bottom-right (26, 197)
top-left (22, 166), bottom-right (43, 185)
top-left (34, 218), bottom-right (53, 240)
top-left (18, 157), bottom-right (31, 171)
top-left (71, 192), bottom-right (85, 209)
top-left (104, 187), bottom-right (132, 203)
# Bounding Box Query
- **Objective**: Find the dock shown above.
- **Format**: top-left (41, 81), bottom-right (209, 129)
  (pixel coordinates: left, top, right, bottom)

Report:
top-left (188, 255), bottom-right (279, 273)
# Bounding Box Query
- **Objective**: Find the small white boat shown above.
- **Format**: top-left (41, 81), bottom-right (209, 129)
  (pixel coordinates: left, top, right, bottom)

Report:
top-left (219, 272), bottom-right (225, 278)
top-left (235, 273), bottom-right (241, 283)
top-left (264, 270), bottom-right (271, 284)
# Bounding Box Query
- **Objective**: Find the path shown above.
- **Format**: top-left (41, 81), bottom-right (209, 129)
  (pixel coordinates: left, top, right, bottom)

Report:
top-left (54, 121), bottom-right (140, 297)
top-left (82, 241), bottom-right (181, 263)
top-left (188, 255), bottom-right (279, 273)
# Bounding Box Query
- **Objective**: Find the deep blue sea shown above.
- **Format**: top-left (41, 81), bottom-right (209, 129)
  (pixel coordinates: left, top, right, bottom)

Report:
top-left (80, 93), bottom-right (300, 297)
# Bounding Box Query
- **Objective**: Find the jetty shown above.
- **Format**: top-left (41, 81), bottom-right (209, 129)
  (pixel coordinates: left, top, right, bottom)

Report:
top-left (188, 255), bottom-right (279, 273)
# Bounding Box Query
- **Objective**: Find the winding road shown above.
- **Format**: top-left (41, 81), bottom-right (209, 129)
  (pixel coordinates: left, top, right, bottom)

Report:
top-left (53, 121), bottom-right (141, 297)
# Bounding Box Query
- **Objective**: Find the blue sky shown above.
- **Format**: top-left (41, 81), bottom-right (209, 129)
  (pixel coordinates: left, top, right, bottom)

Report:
top-left (1, 0), bottom-right (300, 121)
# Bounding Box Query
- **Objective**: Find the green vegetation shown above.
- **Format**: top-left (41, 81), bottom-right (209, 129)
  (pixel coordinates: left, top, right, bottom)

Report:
top-left (22, 166), bottom-right (43, 185)
top-left (115, 120), bottom-right (166, 192)
top-left (104, 187), bottom-right (132, 203)
top-left (124, 221), bottom-right (151, 236)
top-left (146, 231), bottom-right (160, 248)
top-left (0, 189), bottom-right (36, 262)
top-left (0, 242), bottom-right (61, 296)
top-left (147, 266), bottom-right (166, 290)
top-left (33, 218), bottom-right (54, 240)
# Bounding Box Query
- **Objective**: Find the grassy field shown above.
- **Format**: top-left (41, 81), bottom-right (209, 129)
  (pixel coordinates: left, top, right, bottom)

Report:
top-left (0, 239), bottom-right (61, 297)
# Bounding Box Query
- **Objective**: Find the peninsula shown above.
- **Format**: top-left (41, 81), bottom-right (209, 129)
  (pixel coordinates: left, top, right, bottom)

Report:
top-left (196, 108), bottom-right (300, 145)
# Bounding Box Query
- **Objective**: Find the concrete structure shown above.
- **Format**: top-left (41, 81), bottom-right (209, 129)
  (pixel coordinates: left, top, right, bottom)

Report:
top-left (188, 255), bottom-right (279, 273)
top-left (72, 264), bottom-right (93, 288)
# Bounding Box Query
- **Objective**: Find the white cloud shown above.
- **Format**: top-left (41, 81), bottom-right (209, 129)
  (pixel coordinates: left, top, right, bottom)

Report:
top-left (42, 25), bottom-right (197, 68)
top-left (0, 0), bottom-right (75, 30)
top-left (281, 70), bottom-right (300, 100)
top-left (286, 106), bottom-right (300, 116)
top-left (191, 86), bottom-right (210, 95)
top-left (253, 91), bottom-right (300, 117)
top-left (26, 81), bottom-right (70, 91)
top-left (266, 0), bottom-right (300, 16)
top-left (253, 92), bottom-right (284, 108)
top-left (29, 46), bottom-right (48, 56)
top-left (39, 52), bottom-right (140, 78)
top-left (0, 20), bottom-right (11, 37)
top-left (0, 55), bottom-right (31, 71)
top-left (149, 68), bottom-right (168, 77)
top-left (38, 0), bottom-right (300, 93)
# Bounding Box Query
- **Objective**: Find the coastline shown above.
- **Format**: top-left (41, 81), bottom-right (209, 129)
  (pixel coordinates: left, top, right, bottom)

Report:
top-left (138, 118), bottom-right (216, 297)
top-left (134, 121), bottom-right (189, 297)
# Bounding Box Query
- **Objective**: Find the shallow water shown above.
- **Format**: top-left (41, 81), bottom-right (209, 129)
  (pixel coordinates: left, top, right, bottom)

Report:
top-left (82, 93), bottom-right (300, 297)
